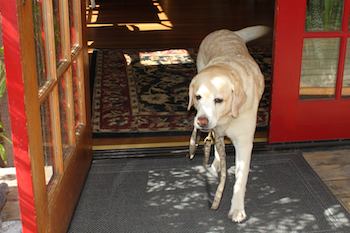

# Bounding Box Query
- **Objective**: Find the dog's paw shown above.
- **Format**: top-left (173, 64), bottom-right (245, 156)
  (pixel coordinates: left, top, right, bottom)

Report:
top-left (228, 209), bottom-right (247, 223)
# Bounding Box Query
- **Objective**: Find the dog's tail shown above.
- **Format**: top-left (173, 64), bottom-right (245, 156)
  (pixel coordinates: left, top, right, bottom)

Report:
top-left (235, 25), bottom-right (270, 43)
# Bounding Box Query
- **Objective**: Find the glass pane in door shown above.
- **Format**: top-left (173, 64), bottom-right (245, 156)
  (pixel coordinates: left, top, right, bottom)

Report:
top-left (300, 38), bottom-right (340, 99)
top-left (32, 0), bottom-right (48, 88)
top-left (40, 100), bottom-right (55, 185)
top-left (69, 0), bottom-right (77, 46)
top-left (58, 75), bottom-right (72, 156)
top-left (305, 0), bottom-right (343, 32)
top-left (72, 59), bottom-right (82, 129)
top-left (342, 39), bottom-right (350, 97)
top-left (53, 0), bottom-right (63, 65)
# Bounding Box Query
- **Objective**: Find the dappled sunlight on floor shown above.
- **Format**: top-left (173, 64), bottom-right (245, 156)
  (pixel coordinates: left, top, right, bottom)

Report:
top-left (68, 153), bottom-right (350, 232)
top-left (117, 1), bottom-right (173, 32)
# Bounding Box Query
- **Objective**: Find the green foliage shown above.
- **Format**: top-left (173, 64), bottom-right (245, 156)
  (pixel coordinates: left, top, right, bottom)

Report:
top-left (0, 52), bottom-right (5, 98)
top-left (306, 0), bottom-right (343, 31)
top-left (0, 143), bottom-right (5, 166)
top-left (0, 46), bottom-right (10, 167)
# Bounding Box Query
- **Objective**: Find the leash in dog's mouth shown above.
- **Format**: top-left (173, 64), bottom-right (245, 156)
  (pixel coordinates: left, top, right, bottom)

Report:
top-left (187, 127), bottom-right (227, 210)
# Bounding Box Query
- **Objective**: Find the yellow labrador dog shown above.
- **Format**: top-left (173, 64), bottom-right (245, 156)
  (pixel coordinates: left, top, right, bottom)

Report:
top-left (188, 26), bottom-right (269, 222)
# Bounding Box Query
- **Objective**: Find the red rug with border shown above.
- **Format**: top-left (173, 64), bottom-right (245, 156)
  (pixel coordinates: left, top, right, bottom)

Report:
top-left (91, 48), bottom-right (271, 137)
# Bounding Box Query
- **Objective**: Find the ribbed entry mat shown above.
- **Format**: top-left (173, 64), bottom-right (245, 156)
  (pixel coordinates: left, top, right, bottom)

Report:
top-left (68, 152), bottom-right (350, 233)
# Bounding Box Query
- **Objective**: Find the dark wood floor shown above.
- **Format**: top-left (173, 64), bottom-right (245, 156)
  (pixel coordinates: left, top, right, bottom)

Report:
top-left (87, 0), bottom-right (274, 49)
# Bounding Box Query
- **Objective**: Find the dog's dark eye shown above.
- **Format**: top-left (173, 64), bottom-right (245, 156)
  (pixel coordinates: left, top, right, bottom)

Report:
top-left (214, 98), bottom-right (223, 104)
top-left (195, 95), bottom-right (202, 100)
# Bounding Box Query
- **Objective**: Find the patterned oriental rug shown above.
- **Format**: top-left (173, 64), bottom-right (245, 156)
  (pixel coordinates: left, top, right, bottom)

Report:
top-left (91, 48), bottom-right (271, 137)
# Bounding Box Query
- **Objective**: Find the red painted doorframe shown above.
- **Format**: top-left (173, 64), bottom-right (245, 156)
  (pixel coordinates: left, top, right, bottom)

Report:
top-left (0, 1), bottom-right (38, 232)
top-left (269, 0), bottom-right (350, 143)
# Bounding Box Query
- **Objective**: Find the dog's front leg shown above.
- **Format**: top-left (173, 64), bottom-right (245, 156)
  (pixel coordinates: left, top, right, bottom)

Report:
top-left (210, 134), bottom-right (226, 210)
top-left (228, 139), bottom-right (253, 223)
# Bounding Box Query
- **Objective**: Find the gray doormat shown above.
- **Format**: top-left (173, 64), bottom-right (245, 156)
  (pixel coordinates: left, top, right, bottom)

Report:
top-left (68, 152), bottom-right (350, 233)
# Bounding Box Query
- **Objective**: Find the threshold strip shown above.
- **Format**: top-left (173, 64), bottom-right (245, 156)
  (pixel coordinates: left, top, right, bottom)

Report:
top-left (92, 137), bottom-right (268, 151)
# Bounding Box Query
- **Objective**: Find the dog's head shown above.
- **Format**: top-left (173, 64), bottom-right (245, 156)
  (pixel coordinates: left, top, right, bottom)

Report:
top-left (187, 65), bottom-right (246, 131)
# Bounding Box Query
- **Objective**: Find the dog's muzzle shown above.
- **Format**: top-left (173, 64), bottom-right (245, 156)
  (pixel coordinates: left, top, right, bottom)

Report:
top-left (197, 116), bottom-right (208, 127)
top-left (196, 116), bottom-right (210, 131)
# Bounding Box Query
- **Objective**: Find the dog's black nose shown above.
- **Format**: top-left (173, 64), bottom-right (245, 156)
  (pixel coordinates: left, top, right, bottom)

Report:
top-left (197, 116), bottom-right (209, 128)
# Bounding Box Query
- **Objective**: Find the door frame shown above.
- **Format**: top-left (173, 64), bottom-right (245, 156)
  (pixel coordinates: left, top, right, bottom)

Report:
top-left (269, 0), bottom-right (350, 143)
top-left (0, 1), bottom-right (92, 232)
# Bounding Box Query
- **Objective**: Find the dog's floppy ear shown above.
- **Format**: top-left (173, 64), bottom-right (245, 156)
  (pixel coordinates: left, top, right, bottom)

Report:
top-left (187, 80), bottom-right (195, 111)
top-left (230, 78), bottom-right (246, 117)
